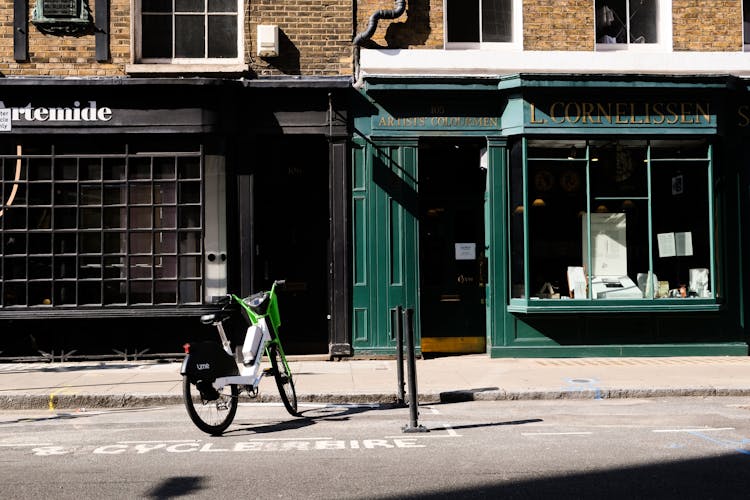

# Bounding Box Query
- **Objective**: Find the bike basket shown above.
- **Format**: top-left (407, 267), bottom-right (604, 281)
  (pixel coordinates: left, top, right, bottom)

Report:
top-left (243, 292), bottom-right (270, 315)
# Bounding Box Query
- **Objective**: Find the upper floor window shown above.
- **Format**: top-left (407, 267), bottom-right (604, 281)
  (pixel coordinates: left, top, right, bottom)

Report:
top-left (595, 0), bottom-right (669, 50)
top-left (136, 0), bottom-right (242, 63)
top-left (445, 0), bottom-right (521, 49)
top-left (744, 0), bottom-right (750, 50)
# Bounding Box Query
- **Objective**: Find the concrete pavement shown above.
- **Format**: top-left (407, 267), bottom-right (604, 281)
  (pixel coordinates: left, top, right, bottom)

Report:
top-left (1, 354), bottom-right (750, 409)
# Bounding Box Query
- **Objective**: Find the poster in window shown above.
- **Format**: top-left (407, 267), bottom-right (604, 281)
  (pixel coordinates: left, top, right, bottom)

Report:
top-left (582, 212), bottom-right (628, 276)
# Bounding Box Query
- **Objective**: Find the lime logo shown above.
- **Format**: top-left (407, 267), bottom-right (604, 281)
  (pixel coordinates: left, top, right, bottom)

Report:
top-left (197, 363), bottom-right (210, 370)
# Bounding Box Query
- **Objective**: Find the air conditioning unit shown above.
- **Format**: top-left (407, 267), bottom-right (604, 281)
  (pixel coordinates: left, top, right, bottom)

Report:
top-left (257, 25), bottom-right (279, 57)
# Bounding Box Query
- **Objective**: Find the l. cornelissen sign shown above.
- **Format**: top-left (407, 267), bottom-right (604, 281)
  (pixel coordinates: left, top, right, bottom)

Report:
top-left (0, 101), bottom-right (113, 131)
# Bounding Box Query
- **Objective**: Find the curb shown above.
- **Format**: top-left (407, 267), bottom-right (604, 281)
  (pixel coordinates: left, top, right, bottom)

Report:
top-left (3, 387), bottom-right (750, 410)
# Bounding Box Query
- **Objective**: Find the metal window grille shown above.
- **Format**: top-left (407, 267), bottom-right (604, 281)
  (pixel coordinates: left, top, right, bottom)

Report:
top-left (0, 143), bottom-right (204, 308)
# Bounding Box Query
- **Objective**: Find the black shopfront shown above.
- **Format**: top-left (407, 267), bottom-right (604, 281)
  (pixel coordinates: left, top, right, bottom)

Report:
top-left (0, 78), bottom-right (350, 359)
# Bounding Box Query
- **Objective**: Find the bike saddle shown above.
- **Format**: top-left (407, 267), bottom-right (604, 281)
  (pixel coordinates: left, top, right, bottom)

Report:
top-left (200, 310), bottom-right (232, 325)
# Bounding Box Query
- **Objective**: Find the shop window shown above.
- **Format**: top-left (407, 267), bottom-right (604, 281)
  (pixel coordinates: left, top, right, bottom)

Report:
top-left (595, 0), bottom-right (670, 50)
top-left (509, 138), bottom-right (717, 312)
top-left (0, 144), bottom-right (205, 308)
top-left (136, 0), bottom-right (242, 63)
top-left (445, 0), bottom-right (521, 48)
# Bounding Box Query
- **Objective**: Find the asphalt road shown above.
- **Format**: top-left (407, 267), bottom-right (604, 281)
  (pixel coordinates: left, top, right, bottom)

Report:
top-left (1, 397), bottom-right (749, 499)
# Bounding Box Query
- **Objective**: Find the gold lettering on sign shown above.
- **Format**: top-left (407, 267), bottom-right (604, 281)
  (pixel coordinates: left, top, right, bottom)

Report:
top-left (529, 103), bottom-right (546, 124)
top-left (530, 100), bottom-right (712, 126)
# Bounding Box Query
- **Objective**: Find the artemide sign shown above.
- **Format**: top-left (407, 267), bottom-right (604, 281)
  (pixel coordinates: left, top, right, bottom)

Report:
top-left (0, 101), bottom-right (113, 130)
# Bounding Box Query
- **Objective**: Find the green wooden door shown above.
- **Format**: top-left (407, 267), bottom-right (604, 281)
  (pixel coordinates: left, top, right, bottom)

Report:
top-left (352, 140), bottom-right (419, 354)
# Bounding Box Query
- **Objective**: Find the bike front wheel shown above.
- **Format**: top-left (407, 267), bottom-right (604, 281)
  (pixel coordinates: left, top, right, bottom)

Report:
top-left (269, 344), bottom-right (298, 416)
top-left (183, 376), bottom-right (238, 435)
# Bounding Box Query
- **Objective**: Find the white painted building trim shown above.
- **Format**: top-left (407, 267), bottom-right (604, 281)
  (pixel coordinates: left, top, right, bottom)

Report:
top-left (359, 49), bottom-right (750, 77)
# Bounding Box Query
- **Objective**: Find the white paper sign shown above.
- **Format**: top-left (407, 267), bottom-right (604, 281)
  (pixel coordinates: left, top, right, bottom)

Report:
top-left (455, 243), bottom-right (476, 261)
top-left (0, 109), bottom-right (11, 131)
top-left (657, 232), bottom-right (676, 258)
top-left (675, 232), bottom-right (693, 256)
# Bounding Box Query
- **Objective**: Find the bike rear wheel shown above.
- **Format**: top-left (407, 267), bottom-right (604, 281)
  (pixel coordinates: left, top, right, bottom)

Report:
top-left (269, 344), bottom-right (298, 416)
top-left (183, 376), bottom-right (238, 435)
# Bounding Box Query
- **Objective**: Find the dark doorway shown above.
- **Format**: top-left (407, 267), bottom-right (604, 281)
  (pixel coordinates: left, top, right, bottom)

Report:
top-left (418, 139), bottom-right (487, 354)
top-left (253, 135), bottom-right (329, 354)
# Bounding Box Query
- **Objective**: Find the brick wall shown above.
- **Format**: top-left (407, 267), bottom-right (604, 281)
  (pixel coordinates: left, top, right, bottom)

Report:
top-left (524, 0), bottom-right (594, 50)
top-left (356, 0), bottom-right (747, 52)
top-left (0, 0), bottom-right (352, 77)
top-left (673, 0), bottom-right (742, 51)
top-left (355, 0), bottom-right (443, 48)
top-left (250, 0), bottom-right (352, 76)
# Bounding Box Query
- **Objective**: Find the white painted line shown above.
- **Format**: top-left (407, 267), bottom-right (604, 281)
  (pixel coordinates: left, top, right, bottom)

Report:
top-left (0, 443), bottom-right (53, 447)
top-left (242, 437), bottom-right (334, 441)
top-left (384, 434), bottom-right (459, 439)
top-left (119, 440), bottom-right (200, 444)
top-left (522, 432), bottom-right (593, 436)
top-left (653, 427), bottom-right (735, 433)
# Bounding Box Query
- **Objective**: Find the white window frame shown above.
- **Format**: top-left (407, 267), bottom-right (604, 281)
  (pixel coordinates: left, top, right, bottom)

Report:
top-left (444, 0), bottom-right (522, 51)
top-left (131, 0), bottom-right (244, 65)
top-left (595, 0), bottom-right (672, 52)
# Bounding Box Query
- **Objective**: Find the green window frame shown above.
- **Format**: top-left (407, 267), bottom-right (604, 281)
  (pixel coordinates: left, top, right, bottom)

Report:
top-left (508, 137), bottom-right (719, 313)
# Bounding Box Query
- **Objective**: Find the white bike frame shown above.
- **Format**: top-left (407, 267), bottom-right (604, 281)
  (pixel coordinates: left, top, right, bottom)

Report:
top-left (211, 317), bottom-right (271, 391)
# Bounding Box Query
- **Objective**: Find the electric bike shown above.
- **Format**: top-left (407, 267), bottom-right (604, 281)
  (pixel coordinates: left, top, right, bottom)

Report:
top-left (181, 280), bottom-right (298, 435)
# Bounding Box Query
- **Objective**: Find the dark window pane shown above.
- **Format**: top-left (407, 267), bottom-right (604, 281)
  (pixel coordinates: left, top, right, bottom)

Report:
top-left (629, 0), bottom-right (657, 43)
top-left (130, 232), bottom-right (153, 253)
top-left (175, 16), bottom-right (205, 58)
top-left (129, 158), bottom-right (151, 179)
top-left (447, 0), bottom-right (479, 42)
top-left (177, 157), bottom-right (201, 178)
top-left (179, 182), bottom-right (201, 203)
top-left (142, 0), bottom-right (173, 12)
top-left (142, 15), bottom-right (173, 59)
top-left (596, 0), bottom-right (626, 44)
top-left (482, 0), bottom-right (512, 42)
top-left (179, 206), bottom-right (201, 228)
top-left (155, 280), bottom-right (177, 303)
top-left (103, 158), bottom-right (126, 180)
top-left (154, 157), bottom-right (176, 179)
top-left (208, 15), bottom-right (237, 57)
top-left (176, 0), bottom-right (204, 12)
top-left (4, 282), bottom-right (27, 306)
top-left (209, 0), bottom-right (235, 13)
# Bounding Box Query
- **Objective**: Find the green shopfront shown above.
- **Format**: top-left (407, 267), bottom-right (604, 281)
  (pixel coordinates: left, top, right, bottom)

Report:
top-left (351, 75), bottom-right (748, 357)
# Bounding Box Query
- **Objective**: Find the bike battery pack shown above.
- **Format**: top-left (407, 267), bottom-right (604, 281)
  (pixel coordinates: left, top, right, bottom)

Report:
top-left (242, 325), bottom-right (268, 366)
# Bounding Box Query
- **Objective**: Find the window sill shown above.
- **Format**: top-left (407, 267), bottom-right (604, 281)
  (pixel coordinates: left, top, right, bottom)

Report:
top-left (126, 63), bottom-right (249, 75)
top-left (508, 298), bottom-right (721, 314)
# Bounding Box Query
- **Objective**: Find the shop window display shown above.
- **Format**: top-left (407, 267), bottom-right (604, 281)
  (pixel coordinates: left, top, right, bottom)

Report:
top-left (509, 138), bottom-right (715, 309)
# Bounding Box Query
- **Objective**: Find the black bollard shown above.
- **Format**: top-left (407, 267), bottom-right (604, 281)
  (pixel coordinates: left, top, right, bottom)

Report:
top-left (402, 307), bottom-right (427, 433)
top-left (395, 305), bottom-right (406, 406)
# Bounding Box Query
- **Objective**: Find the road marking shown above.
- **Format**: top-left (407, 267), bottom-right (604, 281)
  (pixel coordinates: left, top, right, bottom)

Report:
top-left (653, 427), bottom-right (735, 433)
top-left (385, 424), bottom-right (461, 439)
top-left (119, 440), bottom-right (199, 444)
top-left (522, 432), bottom-right (593, 436)
top-left (0, 443), bottom-right (53, 447)
top-left (239, 437), bottom-right (334, 441)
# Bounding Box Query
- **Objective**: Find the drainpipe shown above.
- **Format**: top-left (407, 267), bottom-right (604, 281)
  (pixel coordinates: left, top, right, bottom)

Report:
top-left (352, 0), bottom-right (407, 88)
